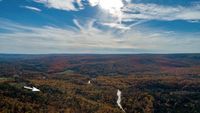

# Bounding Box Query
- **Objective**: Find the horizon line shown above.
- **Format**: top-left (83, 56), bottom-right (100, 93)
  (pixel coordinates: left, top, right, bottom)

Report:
top-left (0, 53), bottom-right (200, 55)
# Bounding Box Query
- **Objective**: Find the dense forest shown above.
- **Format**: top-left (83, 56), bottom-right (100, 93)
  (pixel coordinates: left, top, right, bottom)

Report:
top-left (0, 54), bottom-right (200, 113)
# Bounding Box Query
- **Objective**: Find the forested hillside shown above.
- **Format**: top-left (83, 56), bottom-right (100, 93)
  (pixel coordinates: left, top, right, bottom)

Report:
top-left (0, 54), bottom-right (200, 113)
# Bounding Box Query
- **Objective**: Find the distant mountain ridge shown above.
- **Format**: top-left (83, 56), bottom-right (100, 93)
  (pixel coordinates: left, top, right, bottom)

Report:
top-left (0, 54), bottom-right (200, 77)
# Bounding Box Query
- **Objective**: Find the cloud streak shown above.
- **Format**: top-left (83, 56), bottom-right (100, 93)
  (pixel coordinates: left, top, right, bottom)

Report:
top-left (21, 6), bottom-right (42, 12)
top-left (31, 0), bottom-right (200, 30)
top-left (33, 0), bottom-right (83, 11)
top-left (122, 3), bottom-right (200, 22)
top-left (0, 19), bottom-right (199, 54)
top-left (32, 0), bottom-right (200, 22)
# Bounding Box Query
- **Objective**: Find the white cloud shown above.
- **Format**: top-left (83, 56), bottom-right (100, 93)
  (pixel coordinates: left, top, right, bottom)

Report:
top-left (88, 0), bottom-right (99, 6)
top-left (22, 6), bottom-right (41, 12)
top-left (100, 22), bottom-right (130, 30)
top-left (88, 0), bottom-right (125, 22)
top-left (0, 19), bottom-right (200, 53)
top-left (32, 0), bottom-right (200, 30)
top-left (73, 19), bottom-right (84, 30)
top-left (122, 3), bottom-right (200, 22)
top-left (33, 0), bottom-right (83, 11)
top-left (87, 2), bottom-right (200, 30)
top-left (125, 0), bottom-right (131, 3)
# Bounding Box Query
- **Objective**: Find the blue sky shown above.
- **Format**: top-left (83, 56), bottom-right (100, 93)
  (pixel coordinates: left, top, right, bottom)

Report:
top-left (0, 0), bottom-right (200, 54)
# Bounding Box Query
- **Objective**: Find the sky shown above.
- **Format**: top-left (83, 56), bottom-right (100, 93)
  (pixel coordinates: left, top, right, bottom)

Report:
top-left (0, 0), bottom-right (200, 54)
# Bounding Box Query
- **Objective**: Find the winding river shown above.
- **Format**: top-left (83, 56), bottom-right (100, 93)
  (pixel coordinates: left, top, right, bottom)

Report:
top-left (117, 89), bottom-right (125, 112)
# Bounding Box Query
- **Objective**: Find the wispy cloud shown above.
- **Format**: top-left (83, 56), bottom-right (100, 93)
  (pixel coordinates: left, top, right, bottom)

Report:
top-left (122, 3), bottom-right (200, 22)
top-left (101, 2), bottom-right (200, 30)
top-left (0, 19), bottom-right (199, 54)
top-left (100, 22), bottom-right (130, 30)
top-left (21, 6), bottom-right (41, 12)
top-left (32, 0), bottom-right (200, 22)
top-left (33, 0), bottom-right (83, 11)
top-left (31, 0), bottom-right (200, 30)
